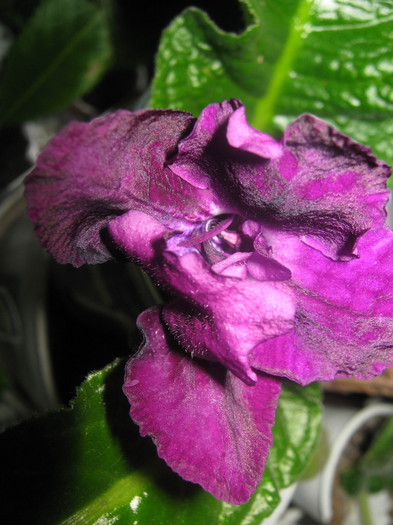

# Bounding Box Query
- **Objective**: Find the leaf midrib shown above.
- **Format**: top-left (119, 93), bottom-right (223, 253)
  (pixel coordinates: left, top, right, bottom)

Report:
top-left (57, 471), bottom-right (148, 525)
top-left (250, 0), bottom-right (313, 132)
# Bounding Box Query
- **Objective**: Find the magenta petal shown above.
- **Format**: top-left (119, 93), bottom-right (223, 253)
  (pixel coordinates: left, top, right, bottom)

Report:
top-left (123, 307), bottom-right (282, 504)
top-left (252, 227), bottom-right (393, 383)
top-left (169, 99), bottom-right (242, 191)
top-left (227, 106), bottom-right (283, 159)
top-left (160, 251), bottom-right (295, 385)
top-left (222, 114), bottom-right (391, 260)
top-left (252, 293), bottom-right (393, 384)
top-left (24, 109), bottom-right (216, 266)
top-left (281, 114), bottom-right (391, 237)
top-left (108, 210), bottom-right (167, 267)
top-left (267, 226), bottom-right (393, 317)
top-left (246, 252), bottom-right (291, 282)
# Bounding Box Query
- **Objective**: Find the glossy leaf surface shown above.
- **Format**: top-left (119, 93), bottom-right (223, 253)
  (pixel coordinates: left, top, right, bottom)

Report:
top-left (150, 0), bottom-right (393, 171)
top-left (0, 360), bottom-right (321, 524)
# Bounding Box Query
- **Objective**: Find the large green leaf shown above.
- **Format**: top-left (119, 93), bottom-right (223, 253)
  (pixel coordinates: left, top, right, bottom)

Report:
top-left (0, 0), bottom-right (112, 125)
top-left (150, 0), bottom-right (393, 170)
top-left (266, 381), bottom-right (322, 488)
top-left (0, 360), bottom-right (321, 524)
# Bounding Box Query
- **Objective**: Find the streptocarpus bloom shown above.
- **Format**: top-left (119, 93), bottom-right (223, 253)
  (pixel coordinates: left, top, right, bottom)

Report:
top-left (25, 100), bottom-right (393, 504)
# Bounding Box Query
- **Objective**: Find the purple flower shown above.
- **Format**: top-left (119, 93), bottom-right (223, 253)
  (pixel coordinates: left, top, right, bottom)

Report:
top-left (25, 100), bottom-right (393, 504)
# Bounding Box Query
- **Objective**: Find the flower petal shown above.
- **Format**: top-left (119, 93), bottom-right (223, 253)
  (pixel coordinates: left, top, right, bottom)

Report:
top-left (160, 252), bottom-right (295, 385)
top-left (123, 307), bottom-right (282, 504)
top-left (267, 226), bottom-right (393, 316)
top-left (252, 295), bottom-right (393, 384)
top-left (169, 99), bottom-right (242, 192)
top-left (227, 106), bottom-right (283, 159)
top-left (220, 114), bottom-right (390, 260)
top-left (283, 114), bottom-right (391, 231)
top-left (24, 109), bottom-right (216, 266)
top-left (246, 252), bottom-right (291, 282)
top-left (107, 209), bottom-right (167, 267)
top-left (252, 227), bottom-right (393, 383)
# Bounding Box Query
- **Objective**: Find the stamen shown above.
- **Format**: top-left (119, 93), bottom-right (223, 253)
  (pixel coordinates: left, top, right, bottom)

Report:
top-left (202, 215), bottom-right (238, 265)
top-left (211, 251), bottom-right (252, 274)
top-left (180, 215), bottom-right (233, 248)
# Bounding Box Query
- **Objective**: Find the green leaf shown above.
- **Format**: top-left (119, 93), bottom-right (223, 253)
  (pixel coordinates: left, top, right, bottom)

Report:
top-left (267, 381), bottom-right (322, 489)
top-left (0, 0), bottom-right (112, 125)
top-left (0, 360), bottom-right (321, 525)
top-left (342, 415), bottom-right (393, 496)
top-left (150, 0), bottom-right (393, 170)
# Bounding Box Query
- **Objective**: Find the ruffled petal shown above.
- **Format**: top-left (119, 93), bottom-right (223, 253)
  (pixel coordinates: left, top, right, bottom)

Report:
top-left (252, 295), bottom-right (393, 384)
top-left (266, 226), bottom-right (393, 315)
top-left (160, 251), bottom-right (295, 385)
top-left (123, 307), bottom-right (282, 504)
top-left (251, 227), bottom-right (393, 383)
top-left (227, 106), bottom-right (283, 159)
top-left (24, 109), bottom-right (217, 266)
top-left (216, 114), bottom-right (390, 260)
top-left (169, 99), bottom-right (242, 193)
top-left (283, 114), bottom-right (390, 231)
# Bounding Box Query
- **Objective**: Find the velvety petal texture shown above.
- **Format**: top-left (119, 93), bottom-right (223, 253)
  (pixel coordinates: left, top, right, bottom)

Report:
top-left (123, 307), bottom-right (282, 505)
top-left (25, 109), bottom-right (220, 266)
top-left (160, 252), bottom-right (295, 386)
top-left (252, 226), bottom-right (393, 384)
top-left (24, 99), bottom-right (393, 504)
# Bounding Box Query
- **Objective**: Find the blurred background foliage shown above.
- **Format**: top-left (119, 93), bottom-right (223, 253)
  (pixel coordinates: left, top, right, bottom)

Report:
top-left (0, 0), bottom-right (242, 185)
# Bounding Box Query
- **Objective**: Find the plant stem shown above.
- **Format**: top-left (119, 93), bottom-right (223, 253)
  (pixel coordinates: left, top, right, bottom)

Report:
top-left (358, 491), bottom-right (373, 525)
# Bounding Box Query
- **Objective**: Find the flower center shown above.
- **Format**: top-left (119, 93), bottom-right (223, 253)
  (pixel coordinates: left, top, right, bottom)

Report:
top-left (175, 214), bottom-right (291, 281)
top-left (178, 214), bottom-right (253, 268)
top-left (202, 215), bottom-right (239, 265)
